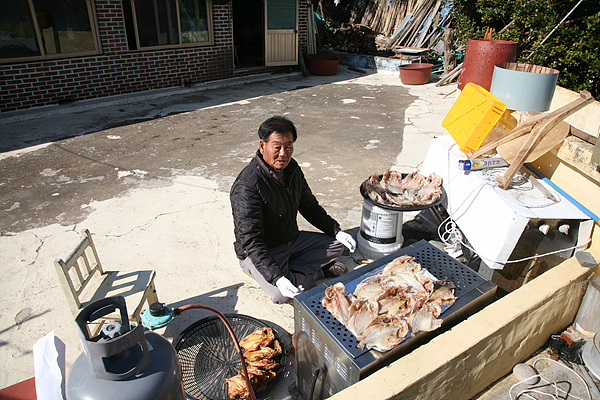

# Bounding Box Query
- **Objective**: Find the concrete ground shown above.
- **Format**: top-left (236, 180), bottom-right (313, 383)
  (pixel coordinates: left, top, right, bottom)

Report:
top-left (0, 67), bottom-right (461, 397)
top-left (476, 349), bottom-right (600, 400)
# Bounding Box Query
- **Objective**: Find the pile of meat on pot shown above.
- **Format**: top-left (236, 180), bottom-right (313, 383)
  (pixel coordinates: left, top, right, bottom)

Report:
top-left (224, 327), bottom-right (281, 399)
top-left (362, 169), bottom-right (443, 208)
top-left (321, 255), bottom-right (456, 352)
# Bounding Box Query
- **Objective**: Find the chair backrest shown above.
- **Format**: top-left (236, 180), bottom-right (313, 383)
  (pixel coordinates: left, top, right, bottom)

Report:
top-left (54, 229), bottom-right (104, 316)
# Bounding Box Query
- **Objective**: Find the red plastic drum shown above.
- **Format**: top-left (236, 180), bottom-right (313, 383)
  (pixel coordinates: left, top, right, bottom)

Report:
top-left (458, 39), bottom-right (517, 91)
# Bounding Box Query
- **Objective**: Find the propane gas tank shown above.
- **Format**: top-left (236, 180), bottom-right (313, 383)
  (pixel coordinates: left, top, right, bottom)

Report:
top-left (65, 296), bottom-right (185, 400)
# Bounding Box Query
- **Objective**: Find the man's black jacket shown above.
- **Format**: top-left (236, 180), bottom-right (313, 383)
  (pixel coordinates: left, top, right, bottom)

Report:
top-left (230, 151), bottom-right (340, 285)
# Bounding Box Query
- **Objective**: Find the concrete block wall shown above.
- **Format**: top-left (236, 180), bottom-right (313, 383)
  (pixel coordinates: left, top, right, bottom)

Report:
top-left (551, 87), bottom-right (600, 138)
top-left (1, 0), bottom-right (308, 113)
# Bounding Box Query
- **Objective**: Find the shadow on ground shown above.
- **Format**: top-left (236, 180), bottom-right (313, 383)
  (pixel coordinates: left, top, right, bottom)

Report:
top-left (0, 70), bottom-right (376, 154)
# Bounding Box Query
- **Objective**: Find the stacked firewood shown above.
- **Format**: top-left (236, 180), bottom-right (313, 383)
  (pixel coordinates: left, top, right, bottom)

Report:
top-left (352, 0), bottom-right (452, 50)
top-left (314, 0), bottom-right (453, 58)
top-left (320, 23), bottom-right (379, 55)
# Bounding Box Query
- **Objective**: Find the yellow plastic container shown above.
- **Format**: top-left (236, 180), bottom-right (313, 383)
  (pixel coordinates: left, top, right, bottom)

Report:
top-left (442, 82), bottom-right (514, 153)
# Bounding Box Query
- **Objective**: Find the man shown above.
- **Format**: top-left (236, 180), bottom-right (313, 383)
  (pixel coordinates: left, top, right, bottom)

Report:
top-left (230, 116), bottom-right (356, 304)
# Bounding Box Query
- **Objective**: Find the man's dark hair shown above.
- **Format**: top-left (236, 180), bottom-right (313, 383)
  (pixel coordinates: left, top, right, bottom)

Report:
top-left (258, 116), bottom-right (297, 142)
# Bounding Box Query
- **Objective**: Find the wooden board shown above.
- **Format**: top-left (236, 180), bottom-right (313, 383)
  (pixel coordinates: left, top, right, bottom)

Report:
top-left (496, 91), bottom-right (593, 189)
top-left (496, 121), bottom-right (570, 164)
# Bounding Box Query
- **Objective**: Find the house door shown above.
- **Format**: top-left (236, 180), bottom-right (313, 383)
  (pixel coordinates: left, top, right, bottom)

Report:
top-left (265, 0), bottom-right (298, 66)
top-left (232, 0), bottom-right (264, 68)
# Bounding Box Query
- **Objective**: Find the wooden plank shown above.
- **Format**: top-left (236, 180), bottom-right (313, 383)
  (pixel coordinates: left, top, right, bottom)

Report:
top-left (469, 124), bottom-right (535, 159)
top-left (471, 93), bottom-right (594, 159)
top-left (496, 91), bottom-right (594, 189)
top-left (496, 121), bottom-right (570, 164)
top-left (435, 62), bottom-right (462, 86)
top-left (415, 0), bottom-right (441, 48)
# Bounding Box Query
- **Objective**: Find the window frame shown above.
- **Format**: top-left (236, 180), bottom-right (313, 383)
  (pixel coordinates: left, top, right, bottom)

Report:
top-left (126, 0), bottom-right (213, 51)
top-left (0, 0), bottom-right (101, 64)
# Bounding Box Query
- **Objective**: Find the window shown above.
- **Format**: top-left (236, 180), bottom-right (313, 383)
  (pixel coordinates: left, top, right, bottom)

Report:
top-left (123, 0), bottom-right (212, 50)
top-left (267, 0), bottom-right (296, 30)
top-left (0, 0), bottom-right (99, 62)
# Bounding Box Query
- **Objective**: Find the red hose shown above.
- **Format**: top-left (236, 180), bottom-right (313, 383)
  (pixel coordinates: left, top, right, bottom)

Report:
top-left (174, 304), bottom-right (257, 400)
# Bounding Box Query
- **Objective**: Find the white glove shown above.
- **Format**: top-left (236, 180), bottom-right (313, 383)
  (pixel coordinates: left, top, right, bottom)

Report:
top-left (276, 276), bottom-right (302, 298)
top-left (336, 231), bottom-right (356, 253)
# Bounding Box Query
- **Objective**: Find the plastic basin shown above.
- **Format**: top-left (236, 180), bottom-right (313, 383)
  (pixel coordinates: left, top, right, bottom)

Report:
top-left (398, 63), bottom-right (434, 85)
top-left (306, 54), bottom-right (340, 76)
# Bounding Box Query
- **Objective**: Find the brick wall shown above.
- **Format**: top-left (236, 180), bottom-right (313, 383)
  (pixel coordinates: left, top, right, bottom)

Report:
top-left (1, 0), bottom-right (305, 113)
top-left (298, 0), bottom-right (309, 53)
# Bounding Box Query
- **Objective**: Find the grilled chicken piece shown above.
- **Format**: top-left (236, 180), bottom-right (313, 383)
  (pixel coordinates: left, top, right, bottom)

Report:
top-left (427, 280), bottom-right (456, 308)
top-left (382, 255), bottom-right (421, 275)
top-left (346, 298), bottom-right (379, 337)
top-left (356, 315), bottom-right (409, 352)
top-left (363, 170), bottom-right (442, 208)
top-left (321, 282), bottom-right (352, 324)
top-left (239, 327), bottom-right (275, 352)
top-left (244, 366), bottom-right (276, 392)
top-left (247, 357), bottom-right (280, 370)
top-left (354, 276), bottom-right (397, 300)
top-left (378, 291), bottom-right (416, 318)
top-left (407, 303), bottom-right (443, 334)
top-left (225, 373), bottom-right (250, 399)
top-left (244, 340), bottom-right (281, 362)
top-left (225, 367), bottom-right (276, 399)
top-left (225, 328), bottom-right (282, 399)
top-left (322, 254), bottom-right (456, 354)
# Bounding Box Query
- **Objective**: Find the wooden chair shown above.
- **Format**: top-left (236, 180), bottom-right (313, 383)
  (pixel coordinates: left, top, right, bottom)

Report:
top-left (54, 229), bottom-right (159, 329)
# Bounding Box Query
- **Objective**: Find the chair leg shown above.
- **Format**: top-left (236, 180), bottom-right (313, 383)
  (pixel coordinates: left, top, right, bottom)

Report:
top-left (88, 319), bottom-right (107, 337)
top-left (147, 281), bottom-right (159, 305)
top-left (130, 281), bottom-right (159, 326)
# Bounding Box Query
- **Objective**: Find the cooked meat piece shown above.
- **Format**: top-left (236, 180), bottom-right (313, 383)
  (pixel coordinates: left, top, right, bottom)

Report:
top-left (225, 373), bottom-right (250, 399)
top-left (244, 342), bottom-right (281, 362)
top-left (225, 329), bottom-right (282, 399)
top-left (363, 169), bottom-right (443, 208)
top-left (345, 298), bottom-right (379, 338)
top-left (321, 282), bottom-right (352, 324)
top-left (356, 316), bottom-right (409, 352)
top-left (246, 357), bottom-right (280, 370)
top-left (322, 254), bottom-right (456, 353)
top-left (239, 327), bottom-right (275, 352)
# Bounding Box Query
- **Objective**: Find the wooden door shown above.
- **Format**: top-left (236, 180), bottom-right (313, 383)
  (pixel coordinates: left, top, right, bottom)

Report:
top-left (265, 0), bottom-right (297, 66)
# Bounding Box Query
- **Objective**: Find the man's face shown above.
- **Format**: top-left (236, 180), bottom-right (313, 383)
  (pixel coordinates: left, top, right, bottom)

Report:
top-left (259, 132), bottom-right (294, 171)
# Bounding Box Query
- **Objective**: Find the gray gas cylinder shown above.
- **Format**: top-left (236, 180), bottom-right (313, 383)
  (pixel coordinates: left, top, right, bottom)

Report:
top-left (66, 296), bottom-right (185, 400)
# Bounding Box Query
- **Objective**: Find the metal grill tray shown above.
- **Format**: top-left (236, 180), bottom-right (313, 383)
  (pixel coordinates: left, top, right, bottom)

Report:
top-left (299, 240), bottom-right (491, 359)
top-left (175, 314), bottom-right (285, 400)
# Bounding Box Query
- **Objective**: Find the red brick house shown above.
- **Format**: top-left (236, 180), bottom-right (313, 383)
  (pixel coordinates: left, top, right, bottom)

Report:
top-left (1, 0), bottom-right (309, 112)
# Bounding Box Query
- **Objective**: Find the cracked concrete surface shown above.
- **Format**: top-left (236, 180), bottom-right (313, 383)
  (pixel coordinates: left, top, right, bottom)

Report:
top-left (0, 68), bottom-right (458, 396)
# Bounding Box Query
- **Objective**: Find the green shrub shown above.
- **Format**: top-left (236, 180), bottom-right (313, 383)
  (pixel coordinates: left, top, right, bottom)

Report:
top-left (451, 0), bottom-right (600, 98)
